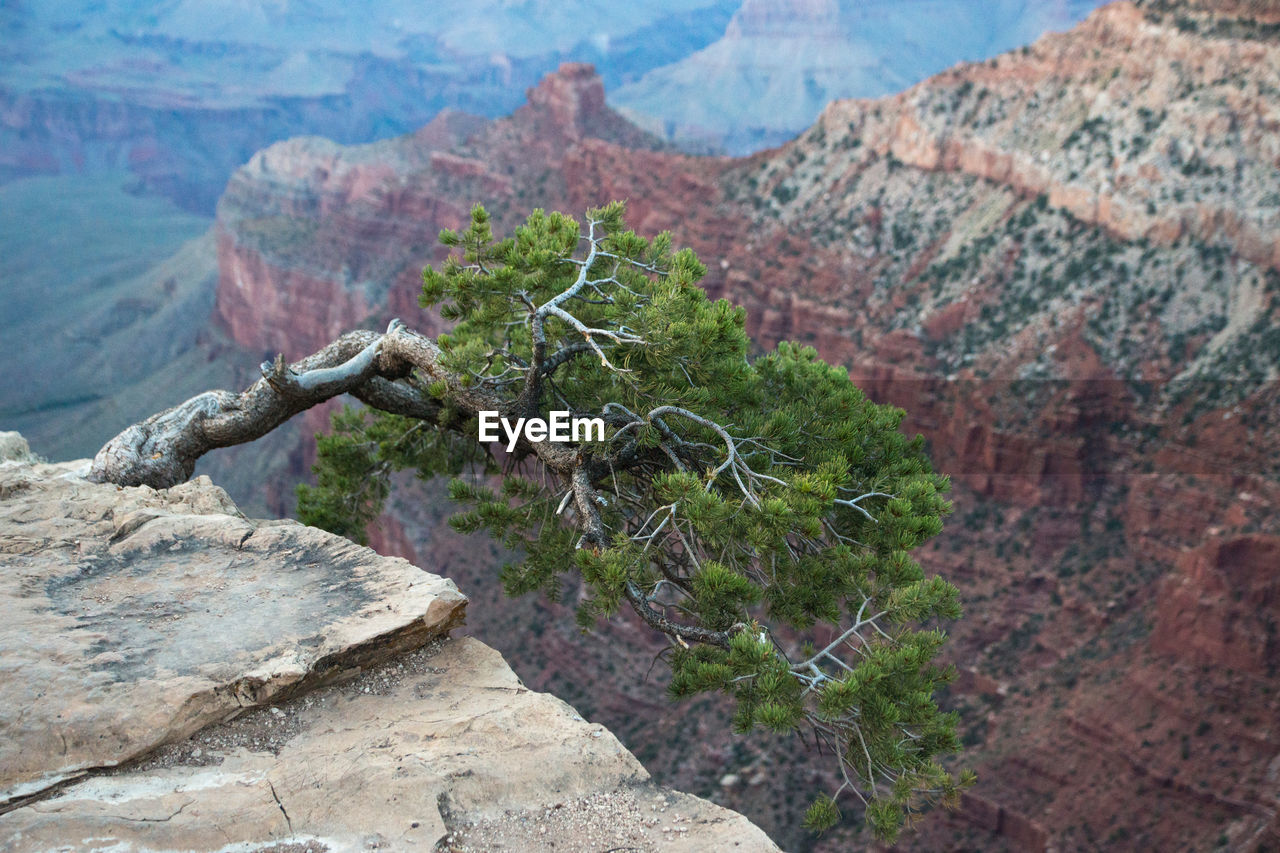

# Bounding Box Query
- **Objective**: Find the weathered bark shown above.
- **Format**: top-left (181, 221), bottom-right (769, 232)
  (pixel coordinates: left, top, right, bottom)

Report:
top-left (625, 583), bottom-right (733, 649)
top-left (89, 320), bottom-right (578, 489)
top-left (91, 329), bottom-right (388, 488)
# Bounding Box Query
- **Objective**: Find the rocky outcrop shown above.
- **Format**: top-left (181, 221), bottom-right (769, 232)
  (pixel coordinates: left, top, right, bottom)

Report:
top-left (1152, 534), bottom-right (1280, 672)
top-left (3, 637), bottom-right (776, 853)
top-left (0, 432), bottom-right (31, 464)
top-left (0, 448), bottom-right (776, 851)
top-left (0, 455), bottom-right (466, 808)
top-left (214, 63), bottom-right (670, 358)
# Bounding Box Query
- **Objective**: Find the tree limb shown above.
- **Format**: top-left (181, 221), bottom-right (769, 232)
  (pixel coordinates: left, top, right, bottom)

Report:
top-left (624, 582), bottom-right (731, 649)
top-left (88, 319), bottom-right (577, 488)
top-left (89, 328), bottom-right (394, 488)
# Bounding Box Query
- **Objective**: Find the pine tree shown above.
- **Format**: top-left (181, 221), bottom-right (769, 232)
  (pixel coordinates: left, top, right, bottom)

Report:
top-left (302, 202), bottom-right (971, 839)
top-left (91, 201), bottom-right (972, 840)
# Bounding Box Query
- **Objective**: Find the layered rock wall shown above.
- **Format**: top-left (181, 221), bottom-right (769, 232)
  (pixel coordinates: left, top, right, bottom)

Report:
top-left (202, 25), bottom-right (1280, 849)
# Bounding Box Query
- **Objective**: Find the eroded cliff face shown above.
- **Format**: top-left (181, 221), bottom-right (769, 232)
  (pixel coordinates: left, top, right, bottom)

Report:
top-left (214, 64), bottom-right (667, 359)
top-left (209, 11), bottom-right (1280, 848)
top-left (794, 2), bottom-right (1280, 269)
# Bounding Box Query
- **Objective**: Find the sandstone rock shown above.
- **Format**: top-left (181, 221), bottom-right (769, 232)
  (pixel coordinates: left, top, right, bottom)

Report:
top-left (0, 451), bottom-right (777, 852)
top-left (0, 455), bottom-right (466, 807)
top-left (0, 637), bottom-right (778, 852)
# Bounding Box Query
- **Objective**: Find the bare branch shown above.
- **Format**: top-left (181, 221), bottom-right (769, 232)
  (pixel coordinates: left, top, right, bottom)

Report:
top-left (89, 319), bottom-right (580, 489)
top-left (624, 582), bottom-right (731, 650)
top-left (539, 341), bottom-right (595, 376)
top-left (89, 328), bottom-right (393, 488)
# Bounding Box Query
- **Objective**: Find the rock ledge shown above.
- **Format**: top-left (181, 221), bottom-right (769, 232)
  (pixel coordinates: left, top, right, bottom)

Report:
top-left (0, 442), bottom-right (778, 851)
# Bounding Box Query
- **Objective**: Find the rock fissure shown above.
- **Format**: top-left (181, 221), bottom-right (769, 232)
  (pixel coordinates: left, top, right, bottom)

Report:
top-left (268, 780), bottom-right (294, 833)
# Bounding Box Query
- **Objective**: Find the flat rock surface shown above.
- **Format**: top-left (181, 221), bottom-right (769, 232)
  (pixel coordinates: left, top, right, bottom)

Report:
top-left (1, 637), bottom-right (779, 852)
top-left (0, 457), bottom-right (466, 806)
top-left (0, 447), bottom-right (778, 851)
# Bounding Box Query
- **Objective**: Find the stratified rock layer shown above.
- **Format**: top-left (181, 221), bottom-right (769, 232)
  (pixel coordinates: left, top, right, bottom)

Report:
top-left (0, 457), bottom-right (467, 806)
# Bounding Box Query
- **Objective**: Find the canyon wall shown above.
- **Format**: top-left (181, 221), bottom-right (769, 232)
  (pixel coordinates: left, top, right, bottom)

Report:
top-left (197, 5), bottom-right (1280, 848)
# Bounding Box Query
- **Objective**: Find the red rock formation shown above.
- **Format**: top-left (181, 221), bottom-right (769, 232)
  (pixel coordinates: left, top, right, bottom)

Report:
top-left (210, 30), bottom-right (1280, 848)
top-left (1153, 535), bottom-right (1280, 672)
top-left (214, 64), bottom-right (668, 358)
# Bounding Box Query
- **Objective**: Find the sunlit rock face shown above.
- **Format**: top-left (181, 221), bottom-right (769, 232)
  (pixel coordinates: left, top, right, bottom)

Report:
top-left (0, 452), bottom-right (466, 806)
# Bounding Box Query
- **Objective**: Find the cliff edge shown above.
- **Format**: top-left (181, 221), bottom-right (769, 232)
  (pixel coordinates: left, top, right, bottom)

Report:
top-left (0, 432), bottom-right (778, 852)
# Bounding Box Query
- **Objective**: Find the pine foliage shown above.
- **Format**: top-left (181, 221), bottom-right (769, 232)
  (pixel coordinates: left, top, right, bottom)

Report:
top-left (299, 202), bottom-right (972, 838)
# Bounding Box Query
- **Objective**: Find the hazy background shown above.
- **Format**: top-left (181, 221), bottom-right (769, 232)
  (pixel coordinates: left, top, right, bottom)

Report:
top-left (2, 1), bottom-right (1105, 206)
top-left (0, 0), bottom-right (1107, 467)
